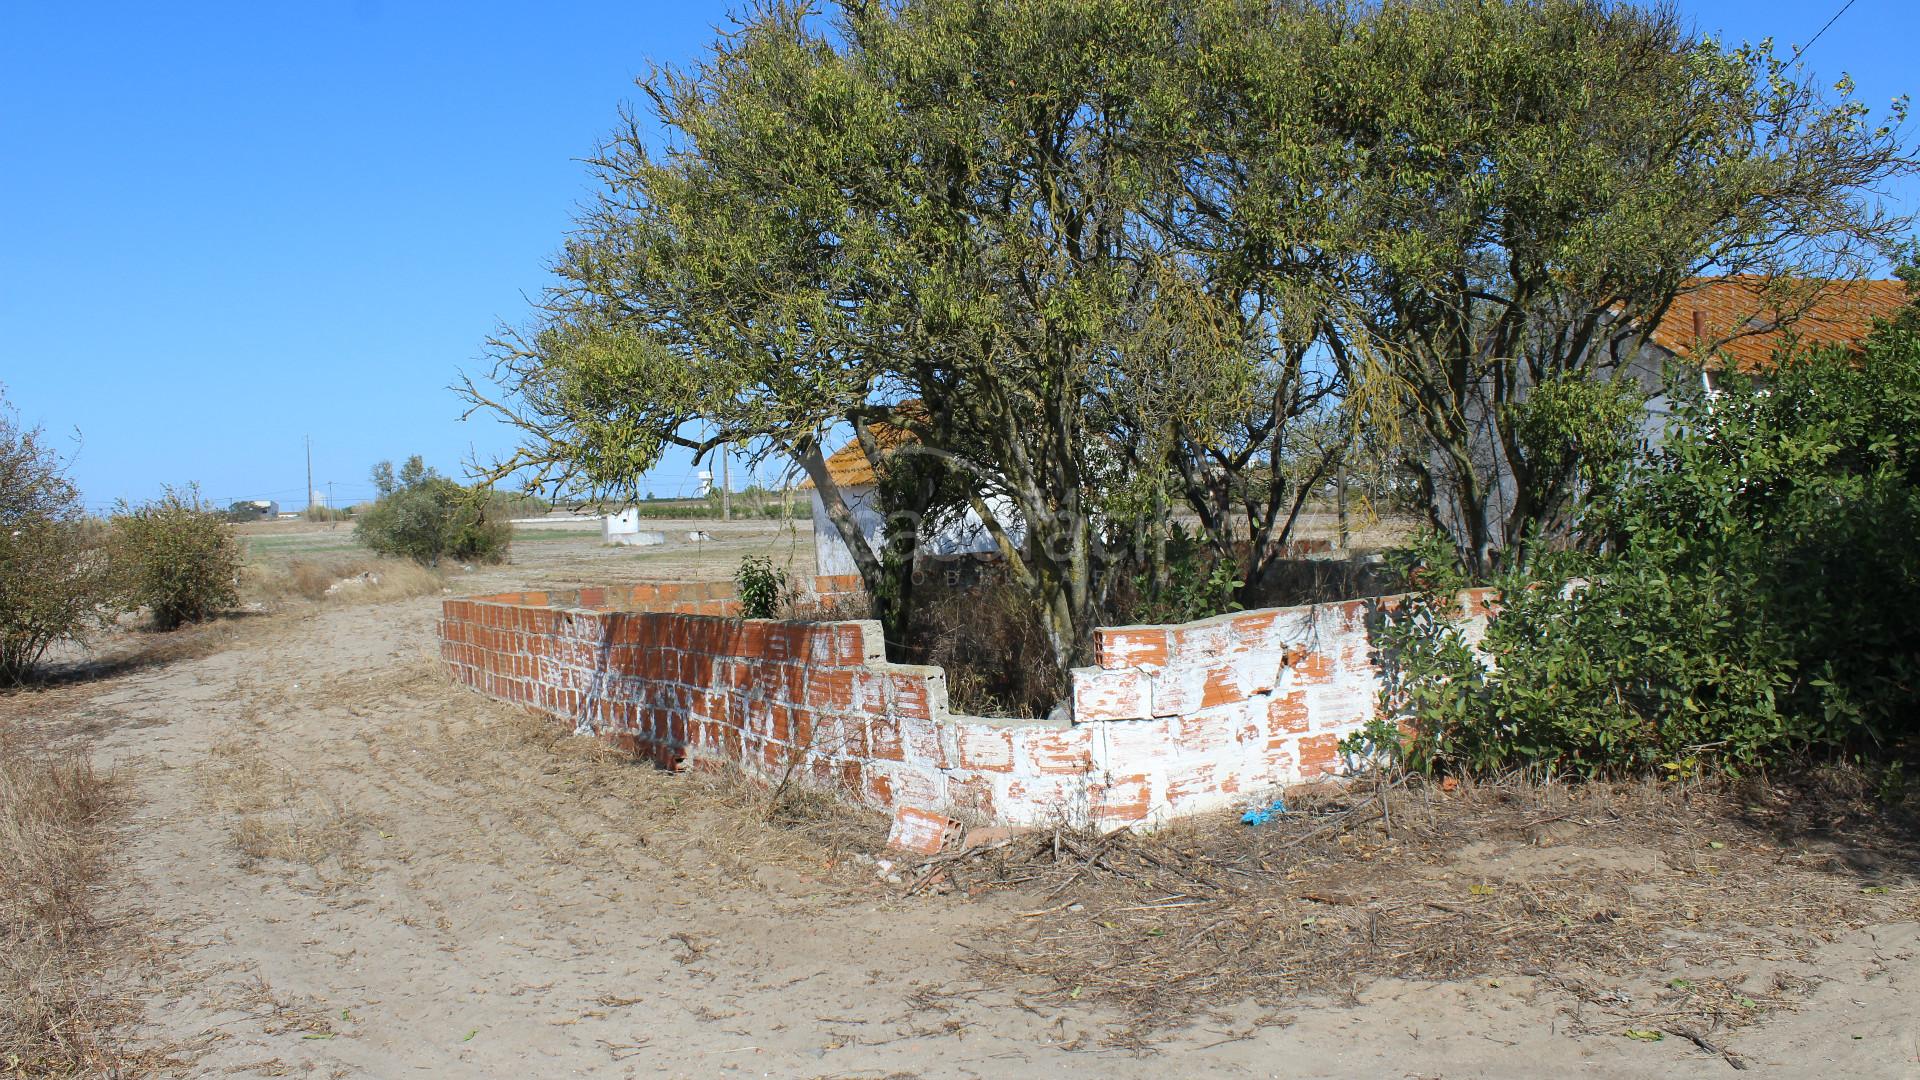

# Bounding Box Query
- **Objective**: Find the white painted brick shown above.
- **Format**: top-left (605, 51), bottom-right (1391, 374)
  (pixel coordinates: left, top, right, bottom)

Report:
top-left (1070, 667), bottom-right (1150, 721)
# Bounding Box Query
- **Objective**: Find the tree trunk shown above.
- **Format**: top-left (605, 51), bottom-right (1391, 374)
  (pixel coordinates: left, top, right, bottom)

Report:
top-left (795, 445), bottom-right (901, 633)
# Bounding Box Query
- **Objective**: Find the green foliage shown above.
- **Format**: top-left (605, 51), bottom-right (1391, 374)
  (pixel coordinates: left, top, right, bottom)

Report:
top-left (1120, 526), bottom-right (1244, 626)
top-left (468, 0), bottom-right (1910, 673)
top-left (0, 395), bottom-right (114, 683)
top-left (1501, 375), bottom-right (1648, 547)
top-left (467, 0), bottom-right (1284, 672)
top-left (1324, 1), bottom-right (1910, 565)
top-left (1377, 320), bottom-right (1920, 776)
top-left (1377, 554), bottom-right (1795, 776)
top-left (110, 485), bottom-right (240, 631)
top-left (354, 469), bottom-right (511, 567)
top-left (734, 555), bottom-right (791, 620)
top-left (369, 460), bottom-right (397, 498)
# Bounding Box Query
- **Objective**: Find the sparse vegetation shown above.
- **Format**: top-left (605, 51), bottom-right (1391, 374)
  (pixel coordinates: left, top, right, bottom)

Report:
top-left (109, 484), bottom-right (241, 630)
top-left (907, 579), bottom-right (1066, 718)
top-left (0, 393), bottom-right (115, 685)
top-left (199, 739), bottom-right (373, 880)
top-left (948, 771), bottom-right (1917, 1040)
top-left (0, 721), bottom-right (160, 1075)
top-left (355, 458), bottom-right (511, 567)
top-left (242, 554), bottom-right (444, 606)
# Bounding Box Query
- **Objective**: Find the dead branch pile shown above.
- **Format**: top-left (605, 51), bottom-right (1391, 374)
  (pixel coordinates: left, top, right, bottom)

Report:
top-left (925, 772), bottom-right (1920, 1038)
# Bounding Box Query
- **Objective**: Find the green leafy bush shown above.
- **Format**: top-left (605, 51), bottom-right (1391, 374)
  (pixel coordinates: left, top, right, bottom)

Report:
top-left (1378, 319), bottom-right (1920, 776)
top-left (0, 397), bottom-right (115, 683)
top-left (354, 475), bottom-right (512, 567)
top-left (734, 555), bottom-right (791, 619)
top-left (110, 485), bottom-right (240, 630)
top-left (1109, 525), bottom-right (1244, 627)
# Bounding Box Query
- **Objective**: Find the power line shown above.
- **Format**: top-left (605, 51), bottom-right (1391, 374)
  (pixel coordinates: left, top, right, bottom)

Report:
top-left (1789, 0), bottom-right (1860, 63)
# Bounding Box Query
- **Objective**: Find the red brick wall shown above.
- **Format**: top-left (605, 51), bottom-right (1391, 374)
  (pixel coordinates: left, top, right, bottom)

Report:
top-left (440, 583), bottom-right (1496, 831)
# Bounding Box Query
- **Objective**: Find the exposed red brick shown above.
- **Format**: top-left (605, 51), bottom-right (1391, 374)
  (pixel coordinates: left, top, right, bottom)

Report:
top-left (1093, 627), bottom-right (1170, 670)
top-left (1071, 668), bottom-right (1149, 721)
top-left (443, 579), bottom-right (1450, 830)
top-left (1291, 650), bottom-right (1334, 682)
top-left (1093, 773), bottom-right (1152, 822)
top-left (1268, 691), bottom-right (1311, 736)
top-left (947, 774), bottom-right (997, 819)
top-left (1297, 733), bottom-right (1340, 775)
top-left (1200, 664), bottom-right (1243, 709)
top-left (886, 806), bottom-right (960, 854)
top-left (958, 727), bottom-right (1016, 772)
top-left (866, 717), bottom-right (906, 762)
top-left (805, 669), bottom-right (858, 711)
top-left (1164, 765), bottom-right (1219, 809)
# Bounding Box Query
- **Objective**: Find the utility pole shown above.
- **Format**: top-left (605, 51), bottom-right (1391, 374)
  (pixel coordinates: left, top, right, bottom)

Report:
top-left (327, 481), bottom-right (336, 528)
top-left (305, 435), bottom-right (314, 517)
top-left (720, 445), bottom-right (731, 522)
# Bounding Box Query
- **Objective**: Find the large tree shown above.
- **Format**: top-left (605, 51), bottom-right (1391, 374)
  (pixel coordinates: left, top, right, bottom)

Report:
top-left (1318, 0), bottom-right (1913, 570)
top-left (468, 0), bottom-right (1272, 673)
top-left (468, 0), bottom-right (1913, 678)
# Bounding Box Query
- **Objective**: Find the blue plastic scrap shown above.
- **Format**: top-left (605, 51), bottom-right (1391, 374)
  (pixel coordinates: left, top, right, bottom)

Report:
top-left (1241, 797), bottom-right (1288, 826)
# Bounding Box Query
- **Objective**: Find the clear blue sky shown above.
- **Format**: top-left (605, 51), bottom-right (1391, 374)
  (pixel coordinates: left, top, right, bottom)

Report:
top-left (3, 0), bottom-right (1915, 511)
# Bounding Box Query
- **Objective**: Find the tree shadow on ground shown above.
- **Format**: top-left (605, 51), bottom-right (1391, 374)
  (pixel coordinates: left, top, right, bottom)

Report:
top-left (14, 610), bottom-right (275, 691)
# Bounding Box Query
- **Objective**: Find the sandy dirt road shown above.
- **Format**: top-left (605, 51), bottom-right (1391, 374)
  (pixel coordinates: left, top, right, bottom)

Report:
top-left (13, 522), bottom-right (1916, 1077)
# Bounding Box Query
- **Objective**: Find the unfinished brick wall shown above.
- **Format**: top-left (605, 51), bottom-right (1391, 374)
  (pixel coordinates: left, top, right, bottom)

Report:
top-left (439, 582), bottom-right (1494, 830)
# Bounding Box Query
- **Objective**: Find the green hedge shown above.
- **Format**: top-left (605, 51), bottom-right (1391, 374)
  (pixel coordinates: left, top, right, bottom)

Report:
top-left (1375, 315), bottom-right (1920, 776)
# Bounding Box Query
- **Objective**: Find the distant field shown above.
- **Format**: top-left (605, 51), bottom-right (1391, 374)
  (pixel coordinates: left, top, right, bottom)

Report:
top-left (238, 529), bottom-right (370, 570)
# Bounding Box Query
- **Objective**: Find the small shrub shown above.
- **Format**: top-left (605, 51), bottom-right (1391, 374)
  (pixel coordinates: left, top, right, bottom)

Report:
top-left (110, 485), bottom-right (240, 630)
top-left (1105, 525), bottom-right (1243, 627)
top-left (0, 398), bottom-right (115, 683)
top-left (354, 475), bottom-right (511, 567)
top-left (734, 555), bottom-right (791, 619)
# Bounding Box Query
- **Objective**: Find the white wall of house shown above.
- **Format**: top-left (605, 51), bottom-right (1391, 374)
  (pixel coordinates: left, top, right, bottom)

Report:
top-left (809, 485), bottom-right (1021, 576)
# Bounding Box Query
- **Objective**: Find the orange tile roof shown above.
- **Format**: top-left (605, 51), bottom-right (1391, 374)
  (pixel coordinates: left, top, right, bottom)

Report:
top-left (797, 417), bottom-right (919, 490)
top-left (1647, 276), bottom-right (1909, 374)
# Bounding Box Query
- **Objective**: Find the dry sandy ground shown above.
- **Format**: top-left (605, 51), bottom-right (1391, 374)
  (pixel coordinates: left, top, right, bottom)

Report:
top-left (9, 521), bottom-right (1918, 1077)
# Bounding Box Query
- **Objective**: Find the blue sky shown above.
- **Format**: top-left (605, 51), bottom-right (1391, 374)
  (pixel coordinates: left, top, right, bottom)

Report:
top-left (3, 0), bottom-right (1915, 511)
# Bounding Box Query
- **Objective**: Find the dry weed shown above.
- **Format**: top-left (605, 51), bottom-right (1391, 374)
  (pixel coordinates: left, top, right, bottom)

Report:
top-left (421, 694), bottom-right (889, 884)
top-left (197, 741), bottom-right (372, 883)
top-left (0, 722), bottom-right (171, 1076)
top-left (943, 773), bottom-right (1920, 1040)
top-left (243, 555), bottom-right (442, 607)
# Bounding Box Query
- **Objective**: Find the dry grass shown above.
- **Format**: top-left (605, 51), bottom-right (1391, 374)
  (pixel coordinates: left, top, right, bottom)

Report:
top-left (270, 657), bottom-right (891, 892)
top-left (0, 722), bottom-right (169, 1076)
top-left (196, 741), bottom-right (373, 883)
top-left (458, 702), bottom-right (891, 881)
top-left (242, 555), bottom-right (443, 607)
top-left (936, 772), bottom-right (1920, 1043)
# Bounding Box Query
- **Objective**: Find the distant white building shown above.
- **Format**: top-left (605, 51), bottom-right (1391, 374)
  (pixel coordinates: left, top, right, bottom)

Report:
top-left (602, 508), bottom-right (665, 547)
